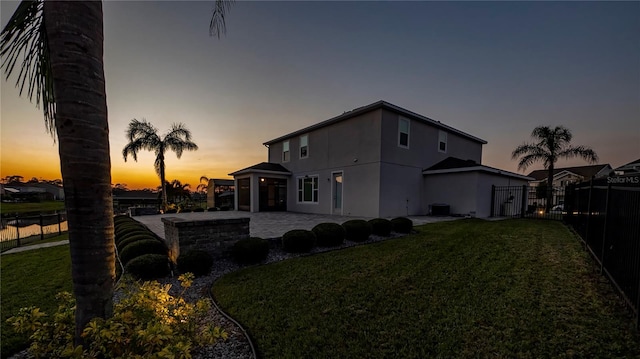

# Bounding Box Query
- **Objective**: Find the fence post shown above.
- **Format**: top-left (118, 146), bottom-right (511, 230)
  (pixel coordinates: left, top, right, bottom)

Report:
top-left (520, 185), bottom-right (527, 218)
top-left (599, 182), bottom-right (611, 274)
top-left (15, 215), bottom-right (20, 247)
top-left (490, 185), bottom-right (496, 217)
top-left (58, 212), bottom-right (62, 235)
top-left (40, 214), bottom-right (45, 241)
top-left (585, 178), bottom-right (594, 244)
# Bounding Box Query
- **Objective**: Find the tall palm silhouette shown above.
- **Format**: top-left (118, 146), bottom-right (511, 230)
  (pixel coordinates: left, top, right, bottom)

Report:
top-left (512, 125), bottom-right (598, 211)
top-left (1, 0), bottom-right (233, 342)
top-left (123, 119), bottom-right (198, 210)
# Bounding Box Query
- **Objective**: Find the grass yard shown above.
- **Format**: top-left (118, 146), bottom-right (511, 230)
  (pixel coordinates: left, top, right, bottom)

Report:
top-left (213, 219), bottom-right (640, 358)
top-left (0, 201), bottom-right (65, 215)
top-left (1, 237), bottom-right (72, 358)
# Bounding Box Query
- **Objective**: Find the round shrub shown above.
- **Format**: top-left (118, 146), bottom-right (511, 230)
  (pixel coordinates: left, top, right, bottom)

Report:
top-left (282, 229), bottom-right (316, 253)
top-left (176, 249), bottom-right (214, 277)
top-left (194, 207), bottom-right (205, 212)
top-left (117, 234), bottom-right (158, 252)
top-left (368, 218), bottom-right (392, 237)
top-left (116, 228), bottom-right (152, 241)
top-left (342, 220), bottom-right (372, 242)
top-left (312, 223), bottom-right (345, 247)
top-left (207, 207), bottom-right (218, 212)
top-left (124, 254), bottom-right (170, 280)
top-left (165, 209), bottom-right (177, 214)
top-left (232, 237), bottom-right (270, 264)
top-left (391, 217), bottom-right (413, 234)
top-left (119, 239), bottom-right (167, 265)
top-left (115, 223), bottom-right (145, 236)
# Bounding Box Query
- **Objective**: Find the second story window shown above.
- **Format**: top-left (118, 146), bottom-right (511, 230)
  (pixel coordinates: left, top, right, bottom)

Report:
top-left (398, 117), bottom-right (410, 148)
top-left (438, 130), bottom-right (447, 153)
top-left (282, 140), bottom-right (290, 162)
top-left (300, 134), bottom-right (309, 159)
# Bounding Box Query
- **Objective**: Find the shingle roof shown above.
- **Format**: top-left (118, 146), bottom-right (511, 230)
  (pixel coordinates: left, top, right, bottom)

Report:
top-left (424, 157), bottom-right (478, 171)
top-left (263, 100), bottom-right (487, 146)
top-left (526, 164), bottom-right (611, 181)
top-left (229, 162), bottom-right (291, 176)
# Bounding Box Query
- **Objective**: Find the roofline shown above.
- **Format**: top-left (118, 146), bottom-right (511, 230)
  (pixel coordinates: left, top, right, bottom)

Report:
top-left (228, 169), bottom-right (292, 177)
top-left (423, 165), bottom-right (534, 181)
top-left (263, 101), bottom-right (487, 146)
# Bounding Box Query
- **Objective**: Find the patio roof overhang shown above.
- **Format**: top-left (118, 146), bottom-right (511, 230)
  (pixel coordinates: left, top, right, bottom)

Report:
top-left (422, 166), bottom-right (534, 181)
top-left (229, 162), bottom-right (292, 177)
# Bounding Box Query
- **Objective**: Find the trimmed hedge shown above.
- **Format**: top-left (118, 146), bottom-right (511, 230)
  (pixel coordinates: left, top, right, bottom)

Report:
top-left (165, 209), bottom-right (178, 214)
top-left (391, 217), bottom-right (413, 233)
top-left (207, 207), bottom-right (218, 212)
top-left (312, 223), bottom-right (345, 247)
top-left (124, 254), bottom-right (170, 280)
top-left (119, 239), bottom-right (167, 265)
top-left (282, 230), bottom-right (316, 253)
top-left (342, 220), bottom-right (372, 242)
top-left (368, 218), bottom-right (392, 237)
top-left (116, 229), bottom-right (153, 245)
top-left (177, 249), bottom-right (214, 277)
top-left (232, 237), bottom-right (270, 264)
top-left (117, 234), bottom-right (158, 252)
top-left (194, 207), bottom-right (205, 212)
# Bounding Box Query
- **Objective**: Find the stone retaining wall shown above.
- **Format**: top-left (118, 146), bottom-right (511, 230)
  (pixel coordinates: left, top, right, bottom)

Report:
top-left (161, 217), bottom-right (250, 261)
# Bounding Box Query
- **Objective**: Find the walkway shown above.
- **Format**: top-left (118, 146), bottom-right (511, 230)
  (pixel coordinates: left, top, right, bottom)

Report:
top-left (134, 211), bottom-right (461, 240)
top-left (2, 240), bottom-right (69, 255)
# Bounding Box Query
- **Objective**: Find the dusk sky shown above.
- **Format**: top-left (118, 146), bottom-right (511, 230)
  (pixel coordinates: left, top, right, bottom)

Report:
top-left (1, 1), bottom-right (638, 190)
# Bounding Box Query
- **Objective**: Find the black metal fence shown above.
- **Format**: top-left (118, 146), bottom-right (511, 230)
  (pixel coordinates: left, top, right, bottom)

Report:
top-left (490, 185), bottom-right (566, 220)
top-left (0, 211), bottom-right (68, 252)
top-left (564, 176), bottom-right (640, 328)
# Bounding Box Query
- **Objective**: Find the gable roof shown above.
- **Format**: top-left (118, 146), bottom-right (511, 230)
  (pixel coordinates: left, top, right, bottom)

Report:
top-left (423, 157), bottom-right (533, 181)
top-left (229, 162), bottom-right (291, 176)
top-left (263, 100), bottom-right (487, 146)
top-left (526, 164), bottom-right (611, 181)
top-left (614, 158), bottom-right (640, 173)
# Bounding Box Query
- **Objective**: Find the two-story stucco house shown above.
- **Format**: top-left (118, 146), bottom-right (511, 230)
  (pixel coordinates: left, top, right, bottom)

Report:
top-left (230, 100), bottom-right (530, 218)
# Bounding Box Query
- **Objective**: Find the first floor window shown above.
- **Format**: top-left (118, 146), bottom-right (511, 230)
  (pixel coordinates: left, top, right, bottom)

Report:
top-left (298, 176), bottom-right (318, 203)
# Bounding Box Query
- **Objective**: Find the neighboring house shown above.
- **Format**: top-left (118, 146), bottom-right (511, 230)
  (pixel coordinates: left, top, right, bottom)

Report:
top-left (613, 159), bottom-right (640, 175)
top-left (112, 189), bottom-right (160, 213)
top-left (29, 182), bottom-right (65, 200)
top-left (229, 100), bottom-right (530, 218)
top-left (0, 182), bottom-right (60, 201)
top-left (526, 164), bottom-right (612, 206)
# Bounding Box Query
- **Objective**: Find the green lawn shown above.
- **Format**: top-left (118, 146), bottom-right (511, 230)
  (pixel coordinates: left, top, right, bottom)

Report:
top-left (1, 237), bottom-right (72, 358)
top-left (213, 219), bottom-right (640, 358)
top-left (0, 201), bottom-right (65, 215)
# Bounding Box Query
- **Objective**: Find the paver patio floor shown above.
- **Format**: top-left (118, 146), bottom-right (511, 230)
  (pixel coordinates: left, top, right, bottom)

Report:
top-left (134, 211), bottom-right (461, 239)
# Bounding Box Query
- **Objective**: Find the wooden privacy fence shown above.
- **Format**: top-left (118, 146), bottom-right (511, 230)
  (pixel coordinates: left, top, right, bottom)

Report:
top-left (0, 211), bottom-right (68, 252)
top-left (564, 175), bottom-right (640, 328)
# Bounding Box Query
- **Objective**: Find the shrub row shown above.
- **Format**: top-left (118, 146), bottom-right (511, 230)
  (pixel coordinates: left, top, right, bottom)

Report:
top-left (279, 217), bottom-right (414, 253)
top-left (113, 215), bottom-right (169, 280)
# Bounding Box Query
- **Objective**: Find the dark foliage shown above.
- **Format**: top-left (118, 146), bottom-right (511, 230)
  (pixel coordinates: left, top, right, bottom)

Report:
top-left (282, 230), bottom-right (316, 253)
top-left (124, 254), bottom-right (170, 280)
top-left (232, 237), bottom-right (270, 264)
top-left (312, 223), bottom-right (345, 247)
top-left (368, 218), bottom-right (392, 237)
top-left (342, 220), bottom-right (372, 242)
top-left (391, 217), bottom-right (413, 234)
top-left (176, 249), bottom-right (214, 277)
top-left (119, 239), bottom-right (167, 265)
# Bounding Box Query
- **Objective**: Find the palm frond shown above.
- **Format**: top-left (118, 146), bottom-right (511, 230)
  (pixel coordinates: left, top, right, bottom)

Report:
top-left (209, 0), bottom-right (234, 38)
top-left (512, 143), bottom-right (548, 171)
top-left (199, 176), bottom-right (209, 184)
top-left (1, 0), bottom-right (55, 134)
top-left (154, 155), bottom-right (163, 177)
top-left (164, 123), bottom-right (198, 159)
top-left (123, 119), bottom-right (162, 161)
top-left (559, 146), bottom-right (599, 163)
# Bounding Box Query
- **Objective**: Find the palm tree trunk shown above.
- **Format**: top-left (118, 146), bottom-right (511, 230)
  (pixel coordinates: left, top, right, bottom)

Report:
top-left (160, 153), bottom-right (167, 210)
top-left (546, 163), bottom-right (554, 212)
top-left (44, 0), bottom-right (115, 343)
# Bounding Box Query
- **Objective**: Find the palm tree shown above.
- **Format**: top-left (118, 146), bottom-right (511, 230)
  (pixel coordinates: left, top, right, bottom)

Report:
top-left (123, 120), bottom-right (198, 210)
top-left (512, 125), bottom-right (598, 211)
top-left (1, 0), bottom-right (233, 344)
top-left (197, 175), bottom-right (210, 193)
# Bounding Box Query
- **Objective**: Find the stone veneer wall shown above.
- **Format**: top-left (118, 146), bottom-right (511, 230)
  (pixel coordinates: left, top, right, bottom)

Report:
top-left (161, 217), bottom-right (250, 261)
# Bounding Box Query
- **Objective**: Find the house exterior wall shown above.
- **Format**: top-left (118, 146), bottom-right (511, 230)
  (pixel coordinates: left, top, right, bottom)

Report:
top-left (379, 109), bottom-right (482, 169)
top-left (423, 172), bottom-right (479, 217)
top-left (476, 172), bottom-right (528, 218)
top-left (378, 162), bottom-right (424, 217)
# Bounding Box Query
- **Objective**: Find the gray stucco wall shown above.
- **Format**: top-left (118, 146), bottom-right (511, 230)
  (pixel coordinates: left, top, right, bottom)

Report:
top-left (379, 109), bottom-right (482, 169)
top-left (423, 172), bottom-right (479, 217)
top-left (378, 162), bottom-right (425, 217)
